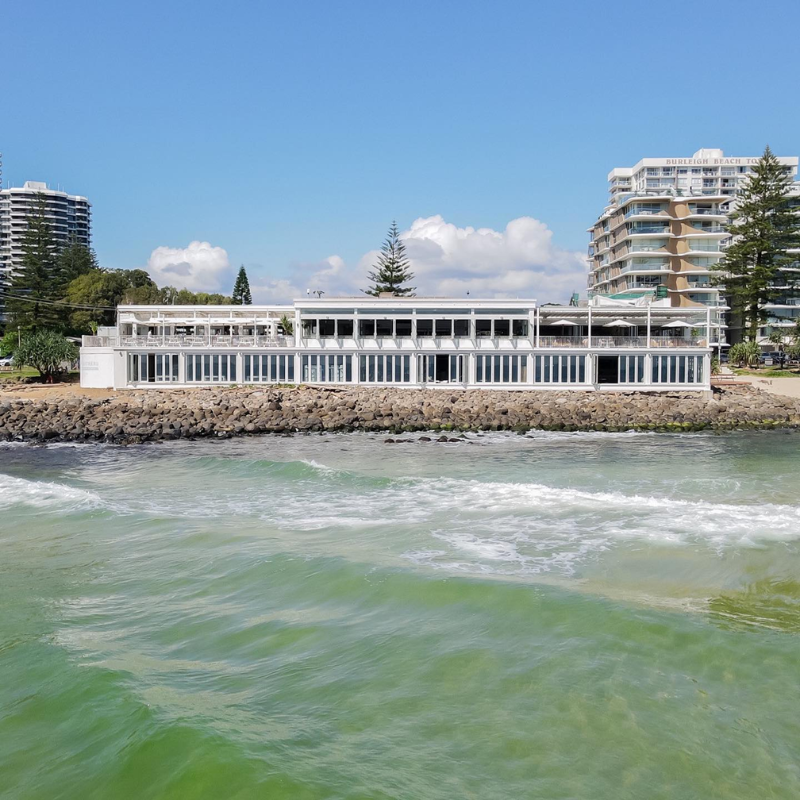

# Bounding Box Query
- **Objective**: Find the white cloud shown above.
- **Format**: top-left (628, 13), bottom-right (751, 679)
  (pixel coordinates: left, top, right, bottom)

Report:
top-left (147, 241), bottom-right (232, 292)
top-left (400, 215), bottom-right (586, 301)
top-left (251, 255), bottom-right (362, 304)
top-left (156, 216), bottom-right (585, 304)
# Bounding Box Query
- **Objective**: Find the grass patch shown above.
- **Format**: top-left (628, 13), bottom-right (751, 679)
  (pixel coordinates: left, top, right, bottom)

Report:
top-left (0, 366), bottom-right (39, 381)
top-left (0, 368), bottom-right (80, 383)
top-left (732, 368), bottom-right (800, 378)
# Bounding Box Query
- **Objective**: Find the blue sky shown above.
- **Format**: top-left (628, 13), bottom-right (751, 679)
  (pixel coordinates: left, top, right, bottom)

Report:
top-left (4, 0), bottom-right (800, 301)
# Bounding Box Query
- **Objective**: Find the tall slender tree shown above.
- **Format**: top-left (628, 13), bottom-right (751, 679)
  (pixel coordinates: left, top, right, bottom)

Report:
top-left (713, 146), bottom-right (800, 341)
top-left (6, 196), bottom-right (62, 331)
top-left (365, 221), bottom-right (415, 296)
top-left (56, 239), bottom-right (99, 290)
top-left (232, 265), bottom-right (252, 305)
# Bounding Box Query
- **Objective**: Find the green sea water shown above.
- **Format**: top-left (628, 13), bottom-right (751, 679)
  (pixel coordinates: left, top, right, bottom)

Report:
top-left (1, 430), bottom-right (800, 799)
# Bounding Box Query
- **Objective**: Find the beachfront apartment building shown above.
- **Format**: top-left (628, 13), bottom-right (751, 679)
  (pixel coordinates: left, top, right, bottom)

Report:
top-left (0, 180), bottom-right (92, 280)
top-left (586, 148), bottom-right (800, 346)
top-left (0, 179), bottom-right (92, 318)
top-left (80, 296), bottom-right (719, 392)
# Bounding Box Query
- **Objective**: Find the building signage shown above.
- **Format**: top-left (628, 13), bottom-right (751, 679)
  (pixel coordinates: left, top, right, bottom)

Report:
top-left (665, 157), bottom-right (761, 166)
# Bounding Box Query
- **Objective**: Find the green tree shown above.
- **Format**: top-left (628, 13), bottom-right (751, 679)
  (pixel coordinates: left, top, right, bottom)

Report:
top-left (713, 146), bottom-right (800, 341)
top-left (728, 340), bottom-right (761, 368)
top-left (6, 196), bottom-right (62, 331)
top-left (365, 221), bottom-right (415, 296)
top-left (65, 268), bottom-right (160, 331)
top-left (0, 330), bottom-right (20, 357)
top-left (13, 329), bottom-right (78, 383)
top-left (279, 314), bottom-right (294, 335)
top-left (157, 287), bottom-right (232, 305)
top-left (232, 265), bottom-right (252, 305)
top-left (56, 240), bottom-right (99, 290)
top-left (65, 270), bottom-right (128, 331)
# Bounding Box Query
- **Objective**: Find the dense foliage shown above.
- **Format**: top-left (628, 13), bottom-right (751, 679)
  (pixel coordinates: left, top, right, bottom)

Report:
top-left (728, 340), bottom-right (761, 367)
top-left (232, 265), bottom-right (252, 305)
top-left (13, 329), bottom-right (79, 382)
top-left (0, 193), bottom-right (232, 337)
top-left (365, 221), bottom-right (415, 296)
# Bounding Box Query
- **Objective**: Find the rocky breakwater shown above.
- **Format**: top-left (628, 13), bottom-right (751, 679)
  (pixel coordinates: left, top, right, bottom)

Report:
top-left (1, 384), bottom-right (800, 444)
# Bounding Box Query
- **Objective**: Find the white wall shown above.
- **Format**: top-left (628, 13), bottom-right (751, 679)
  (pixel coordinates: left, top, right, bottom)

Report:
top-left (79, 348), bottom-right (117, 388)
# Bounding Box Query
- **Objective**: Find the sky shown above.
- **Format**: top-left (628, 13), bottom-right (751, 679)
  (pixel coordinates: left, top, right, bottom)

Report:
top-left (4, 0), bottom-right (800, 303)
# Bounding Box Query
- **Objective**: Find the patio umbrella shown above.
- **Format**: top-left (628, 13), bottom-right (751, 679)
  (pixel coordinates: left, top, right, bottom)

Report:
top-left (660, 319), bottom-right (692, 328)
top-left (602, 319), bottom-right (636, 327)
top-left (548, 319), bottom-right (580, 326)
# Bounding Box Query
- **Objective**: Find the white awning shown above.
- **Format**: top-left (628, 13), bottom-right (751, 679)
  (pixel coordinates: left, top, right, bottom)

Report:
top-left (548, 318), bottom-right (580, 326)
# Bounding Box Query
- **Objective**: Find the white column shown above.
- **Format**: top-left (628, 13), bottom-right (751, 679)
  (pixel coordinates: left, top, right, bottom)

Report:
top-left (535, 309), bottom-right (540, 348)
top-left (178, 351), bottom-right (187, 384)
top-left (646, 305), bottom-right (651, 345)
top-left (587, 307), bottom-right (592, 348)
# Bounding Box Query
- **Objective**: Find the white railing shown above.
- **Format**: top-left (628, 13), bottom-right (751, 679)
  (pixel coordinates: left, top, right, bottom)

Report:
top-left (538, 336), bottom-right (589, 347)
top-left (83, 335), bottom-right (292, 348)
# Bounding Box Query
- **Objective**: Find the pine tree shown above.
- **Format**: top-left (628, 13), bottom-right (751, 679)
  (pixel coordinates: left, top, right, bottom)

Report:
top-left (365, 221), bottom-right (415, 296)
top-left (6, 196), bottom-right (63, 331)
top-left (56, 239), bottom-right (99, 290)
top-left (713, 146), bottom-right (800, 341)
top-left (232, 265), bottom-right (252, 305)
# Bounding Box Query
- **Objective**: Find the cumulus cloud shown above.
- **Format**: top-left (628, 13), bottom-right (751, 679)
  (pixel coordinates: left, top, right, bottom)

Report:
top-left (400, 215), bottom-right (586, 301)
top-left (251, 215), bottom-right (585, 305)
top-left (251, 255), bottom-right (362, 305)
top-left (147, 241), bottom-right (232, 292)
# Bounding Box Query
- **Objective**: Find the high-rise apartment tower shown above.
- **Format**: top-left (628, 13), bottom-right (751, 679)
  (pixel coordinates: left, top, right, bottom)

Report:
top-left (0, 179), bottom-right (92, 288)
top-left (586, 149), bottom-right (798, 324)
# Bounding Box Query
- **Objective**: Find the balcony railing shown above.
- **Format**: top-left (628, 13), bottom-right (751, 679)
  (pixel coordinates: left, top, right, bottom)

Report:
top-left (537, 336), bottom-right (589, 347)
top-left (83, 335), bottom-right (292, 348)
top-left (624, 209), bottom-right (666, 218)
top-left (538, 336), bottom-right (707, 348)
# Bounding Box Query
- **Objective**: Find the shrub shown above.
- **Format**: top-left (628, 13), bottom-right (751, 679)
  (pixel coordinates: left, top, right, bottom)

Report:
top-left (728, 340), bottom-right (761, 368)
top-left (13, 330), bottom-right (79, 382)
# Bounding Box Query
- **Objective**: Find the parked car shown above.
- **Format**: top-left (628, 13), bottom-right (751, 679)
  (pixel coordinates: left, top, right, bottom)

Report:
top-left (0, 355), bottom-right (14, 367)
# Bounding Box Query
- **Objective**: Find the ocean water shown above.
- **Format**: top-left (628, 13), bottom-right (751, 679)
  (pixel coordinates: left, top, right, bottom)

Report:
top-left (1, 430), bottom-right (800, 799)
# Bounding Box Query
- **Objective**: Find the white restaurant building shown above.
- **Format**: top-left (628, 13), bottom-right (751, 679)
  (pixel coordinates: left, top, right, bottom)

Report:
top-left (80, 296), bottom-right (719, 392)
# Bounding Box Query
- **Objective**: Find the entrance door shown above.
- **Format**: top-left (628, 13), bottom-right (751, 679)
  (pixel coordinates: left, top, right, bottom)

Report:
top-left (435, 354), bottom-right (449, 382)
top-left (418, 354), bottom-right (464, 384)
top-left (596, 355), bottom-right (619, 384)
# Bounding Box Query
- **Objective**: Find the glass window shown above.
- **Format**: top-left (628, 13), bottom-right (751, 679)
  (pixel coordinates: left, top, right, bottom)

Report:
top-left (396, 319), bottom-right (412, 337)
top-left (476, 320), bottom-right (492, 337)
top-left (302, 319), bottom-right (317, 337)
top-left (359, 319), bottom-right (375, 337)
top-left (376, 319), bottom-right (393, 337)
top-left (319, 319), bottom-right (336, 337)
top-left (337, 319), bottom-right (353, 337)
top-left (416, 319), bottom-right (433, 337)
top-left (454, 319), bottom-right (470, 337)
top-left (494, 320), bottom-right (510, 337)
top-left (435, 319), bottom-right (452, 337)
top-left (512, 319), bottom-right (529, 337)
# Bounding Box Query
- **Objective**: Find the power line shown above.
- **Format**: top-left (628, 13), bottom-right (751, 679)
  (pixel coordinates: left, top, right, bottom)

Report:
top-left (0, 289), bottom-right (117, 311)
